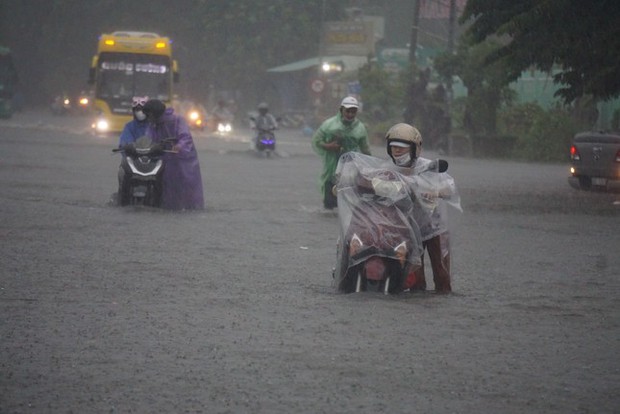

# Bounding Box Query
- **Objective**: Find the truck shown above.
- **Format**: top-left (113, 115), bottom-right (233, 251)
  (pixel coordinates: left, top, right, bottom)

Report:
top-left (568, 131), bottom-right (620, 192)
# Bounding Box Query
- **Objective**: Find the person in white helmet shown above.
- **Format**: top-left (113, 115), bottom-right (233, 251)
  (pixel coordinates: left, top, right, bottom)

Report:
top-left (385, 123), bottom-right (461, 293)
top-left (311, 96), bottom-right (371, 211)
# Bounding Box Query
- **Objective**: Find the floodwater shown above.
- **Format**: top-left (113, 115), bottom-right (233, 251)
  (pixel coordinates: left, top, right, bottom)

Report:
top-left (1, 110), bottom-right (619, 413)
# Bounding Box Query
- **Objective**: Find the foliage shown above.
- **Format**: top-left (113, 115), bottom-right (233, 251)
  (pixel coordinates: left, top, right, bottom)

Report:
top-left (435, 37), bottom-right (515, 137)
top-left (461, 0), bottom-right (620, 103)
top-left (497, 102), bottom-right (588, 162)
top-left (358, 63), bottom-right (404, 123)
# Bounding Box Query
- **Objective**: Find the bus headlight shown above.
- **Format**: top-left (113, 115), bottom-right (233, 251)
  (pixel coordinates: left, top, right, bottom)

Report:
top-left (93, 119), bottom-right (109, 132)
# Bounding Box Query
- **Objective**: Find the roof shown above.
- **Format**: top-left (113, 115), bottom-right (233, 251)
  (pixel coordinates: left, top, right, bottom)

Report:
top-left (267, 55), bottom-right (369, 73)
top-left (268, 57), bottom-right (321, 73)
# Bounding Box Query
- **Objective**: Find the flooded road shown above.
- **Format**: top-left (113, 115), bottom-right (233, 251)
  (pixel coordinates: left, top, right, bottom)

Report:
top-left (1, 111), bottom-right (619, 413)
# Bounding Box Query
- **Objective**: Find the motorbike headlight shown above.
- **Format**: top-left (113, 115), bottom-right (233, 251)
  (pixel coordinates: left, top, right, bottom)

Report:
top-left (189, 111), bottom-right (199, 120)
top-left (79, 97), bottom-right (89, 106)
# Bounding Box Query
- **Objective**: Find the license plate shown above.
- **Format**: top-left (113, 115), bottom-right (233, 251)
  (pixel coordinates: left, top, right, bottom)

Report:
top-left (592, 177), bottom-right (607, 186)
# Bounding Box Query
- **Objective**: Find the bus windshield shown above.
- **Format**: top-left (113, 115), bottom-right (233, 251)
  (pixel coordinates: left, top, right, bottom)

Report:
top-left (97, 52), bottom-right (171, 101)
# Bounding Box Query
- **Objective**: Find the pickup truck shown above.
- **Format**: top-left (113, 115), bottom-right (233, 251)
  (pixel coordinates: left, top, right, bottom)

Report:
top-left (568, 131), bottom-right (620, 191)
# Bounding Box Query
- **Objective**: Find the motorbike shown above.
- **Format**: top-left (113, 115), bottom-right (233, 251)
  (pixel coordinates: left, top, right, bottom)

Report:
top-left (75, 91), bottom-right (92, 115)
top-left (216, 119), bottom-right (233, 134)
top-left (332, 152), bottom-right (454, 294)
top-left (250, 116), bottom-right (279, 156)
top-left (113, 136), bottom-right (175, 207)
top-left (50, 93), bottom-right (71, 115)
top-left (177, 100), bottom-right (207, 131)
top-left (255, 127), bottom-right (276, 155)
top-left (211, 109), bottom-right (233, 135)
top-left (187, 108), bottom-right (206, 131)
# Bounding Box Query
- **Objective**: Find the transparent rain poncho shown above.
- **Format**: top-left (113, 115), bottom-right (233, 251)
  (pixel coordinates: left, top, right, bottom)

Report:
top-left (332, 152), bottom-right (461, 292)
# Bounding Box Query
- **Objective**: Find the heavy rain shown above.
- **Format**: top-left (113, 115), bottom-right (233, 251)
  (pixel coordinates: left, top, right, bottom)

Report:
top-left (1, 1), bottom-right (619, 413)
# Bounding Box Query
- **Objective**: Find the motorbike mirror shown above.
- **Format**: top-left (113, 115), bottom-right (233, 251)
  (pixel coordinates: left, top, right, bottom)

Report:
top-left (423, 159), bottom-right (449, 173)
top-left (438, 159), bottom-right (448, 173)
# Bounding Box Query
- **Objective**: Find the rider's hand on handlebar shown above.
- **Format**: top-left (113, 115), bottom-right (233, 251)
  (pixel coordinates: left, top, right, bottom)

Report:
top-left (124, 143), bottom-right (136, 156)
top-left (151, 143), bottom-right (165, 154)
top-left (322, 141), bottom-right (341, 152)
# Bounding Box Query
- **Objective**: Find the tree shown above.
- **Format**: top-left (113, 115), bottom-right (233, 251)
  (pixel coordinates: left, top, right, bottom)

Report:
top-left (435, 38), bottom-right (515, 136)
top-left (461, 0), bottom-right (620, 103)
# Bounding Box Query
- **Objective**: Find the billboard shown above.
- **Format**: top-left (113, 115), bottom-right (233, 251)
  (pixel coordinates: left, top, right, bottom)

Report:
top-left (322, 21), bottom-right (375, 56)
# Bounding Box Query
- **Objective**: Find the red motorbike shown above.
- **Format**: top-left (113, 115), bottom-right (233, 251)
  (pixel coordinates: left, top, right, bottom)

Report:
top-left (332, 152), bottom-right (450, 294)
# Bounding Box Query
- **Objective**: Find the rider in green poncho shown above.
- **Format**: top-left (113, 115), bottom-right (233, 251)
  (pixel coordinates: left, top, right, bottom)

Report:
top-left (311, 96), bottom-right (371, 210)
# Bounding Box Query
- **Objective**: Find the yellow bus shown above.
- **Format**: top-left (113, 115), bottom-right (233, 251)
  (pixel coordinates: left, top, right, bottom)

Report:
top-left (88, 31), bottom-right (179, 134)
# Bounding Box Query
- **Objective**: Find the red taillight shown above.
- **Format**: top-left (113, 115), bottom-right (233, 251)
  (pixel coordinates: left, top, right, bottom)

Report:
top-left (570, 145), bottom-right (580, 161)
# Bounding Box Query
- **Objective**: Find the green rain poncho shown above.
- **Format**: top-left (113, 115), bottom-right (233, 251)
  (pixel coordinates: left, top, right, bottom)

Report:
top-left (311, 112), bottom-right (371, 196)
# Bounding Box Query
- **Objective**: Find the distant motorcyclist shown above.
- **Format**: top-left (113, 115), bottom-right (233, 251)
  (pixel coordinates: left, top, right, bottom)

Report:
top-left (117, 96), bottom-right (150, 205)
top-left (385, 123), bottom-right (461, 293)
top-left (210, 99), bottom-right (233, 132)
top-left (311, 96), bottom-right (371, 211)
top-left (251, 102), bottom-right (278, 147)
top-left (142, 99), bottom-right (204, 210)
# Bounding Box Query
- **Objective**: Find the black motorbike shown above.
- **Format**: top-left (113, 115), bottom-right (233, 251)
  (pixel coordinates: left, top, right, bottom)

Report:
top-left (113, 136), bottom-right (172, 207)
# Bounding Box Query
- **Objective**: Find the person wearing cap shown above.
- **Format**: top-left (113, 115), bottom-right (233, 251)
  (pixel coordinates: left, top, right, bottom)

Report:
top-left (117, 96), bottom-right (150, 205)
top-left (141, 99), bottom-right (205, 210)
top-left (385, 123), bottom-right (461, 293)
top-left (311, 96), bottom-right (371, 211)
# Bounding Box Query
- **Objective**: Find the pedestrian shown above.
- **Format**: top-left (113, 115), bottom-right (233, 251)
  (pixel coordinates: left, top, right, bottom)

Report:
top-left (311, 96), bottom-right (371, 211)
top-left (117, 96), bottom-right (149, 205)
top-left (384, 123), bottom-right (460, 293)
top-left (142, 99), bottom-right (205, 211)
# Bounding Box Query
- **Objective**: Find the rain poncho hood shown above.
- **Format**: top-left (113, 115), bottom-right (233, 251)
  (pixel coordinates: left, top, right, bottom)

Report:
top-left (311, 112), bottom-right (370, 196)
top-left (146, 108), bottom-right (204, 210)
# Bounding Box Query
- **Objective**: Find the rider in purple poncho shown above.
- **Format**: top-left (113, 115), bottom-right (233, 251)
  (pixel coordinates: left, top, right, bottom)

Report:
top-left (142, 99), bottom-right (204, 210)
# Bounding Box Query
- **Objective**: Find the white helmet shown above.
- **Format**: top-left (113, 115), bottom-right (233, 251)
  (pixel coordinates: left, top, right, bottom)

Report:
top-left (340, 96), bottom-right (359, 109)
top-left (385, 123), bottom-right (423, 160)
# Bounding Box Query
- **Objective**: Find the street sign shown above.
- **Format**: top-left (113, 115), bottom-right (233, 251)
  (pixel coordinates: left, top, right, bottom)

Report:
top-left (310, 79), bottom-right (325, 94)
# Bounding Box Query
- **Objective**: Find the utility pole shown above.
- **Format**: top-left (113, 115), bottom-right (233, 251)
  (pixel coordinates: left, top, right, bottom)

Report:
top-left (446, 0), bottom-right (457, 154)
top-left (447, 0), bottom-right (456, 102)
top-left (404, 0), bottom-right (422, 123)
top-left (408, 0), bottom-right (421, 63)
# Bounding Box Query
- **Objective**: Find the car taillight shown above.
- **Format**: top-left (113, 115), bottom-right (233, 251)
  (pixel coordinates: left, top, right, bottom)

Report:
top-left (615, 149), bottom-right (620, 163)
top-left (570, 145), bottom-right (580, 161)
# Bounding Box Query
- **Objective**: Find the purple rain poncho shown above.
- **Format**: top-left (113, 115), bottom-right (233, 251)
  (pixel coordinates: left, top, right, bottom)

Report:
top-left (146, 108), bottom-right (204, 210)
